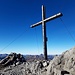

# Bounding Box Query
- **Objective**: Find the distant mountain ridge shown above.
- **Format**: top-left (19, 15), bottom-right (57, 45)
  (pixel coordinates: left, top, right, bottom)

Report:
top-left (0, 54), bottom-right (8, 60)
top-left (0, 54), bottom-right (55, 61)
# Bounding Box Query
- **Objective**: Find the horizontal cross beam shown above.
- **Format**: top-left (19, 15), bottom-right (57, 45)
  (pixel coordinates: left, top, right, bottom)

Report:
top-left (30, 13), bottom-right (63, 28)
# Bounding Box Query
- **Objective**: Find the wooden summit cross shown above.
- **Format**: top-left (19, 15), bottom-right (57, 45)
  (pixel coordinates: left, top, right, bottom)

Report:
top-left (30, 5), bottom-right (63, 60)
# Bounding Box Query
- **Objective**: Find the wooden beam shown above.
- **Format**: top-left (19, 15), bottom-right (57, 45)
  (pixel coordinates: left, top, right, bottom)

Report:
top-left (30, 13), bottom-right (63, 28)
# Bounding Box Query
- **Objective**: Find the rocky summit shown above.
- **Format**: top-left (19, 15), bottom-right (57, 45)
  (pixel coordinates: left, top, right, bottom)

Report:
top-left (0, 47), bottom-right (75, 75)
top-left (0, 52), bottom-right (26, 67)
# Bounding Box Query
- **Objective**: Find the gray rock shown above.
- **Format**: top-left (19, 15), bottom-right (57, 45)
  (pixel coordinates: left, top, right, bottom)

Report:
top-left (0, 53), bottom-right (26, 67)
top-left (0, 47), bottom-right (75, 75)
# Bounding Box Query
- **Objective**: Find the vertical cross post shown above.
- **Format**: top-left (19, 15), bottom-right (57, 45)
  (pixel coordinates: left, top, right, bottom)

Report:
top-left (42, 5), bottom-right (47, 60)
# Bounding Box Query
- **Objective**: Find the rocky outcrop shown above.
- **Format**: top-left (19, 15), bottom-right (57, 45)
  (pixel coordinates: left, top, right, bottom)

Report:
top-left (46, 46), bottom-right (75, 75)
top-left (0, 53), bottom-right (26, 67)
top-left (0, 47), bottom-right (75, 75)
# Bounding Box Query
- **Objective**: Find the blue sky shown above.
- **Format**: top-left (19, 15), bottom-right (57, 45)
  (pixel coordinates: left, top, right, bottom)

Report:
top-left (0, 0), bottom-right (75, 55)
